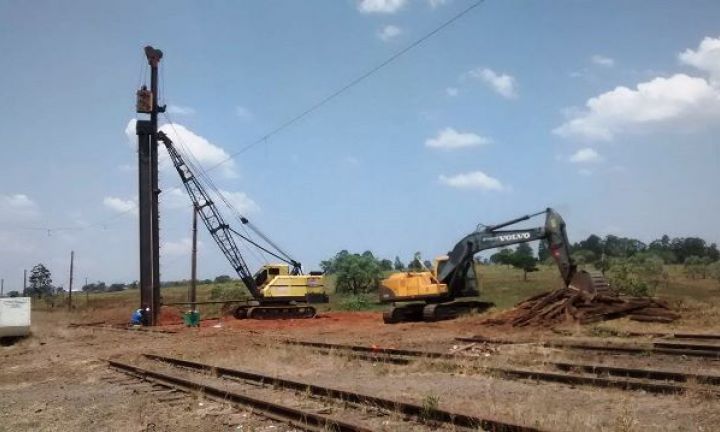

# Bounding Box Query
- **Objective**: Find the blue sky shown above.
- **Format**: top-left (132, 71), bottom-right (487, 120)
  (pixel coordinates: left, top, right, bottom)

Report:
top-left (1, 0), bottom-right (719, 289)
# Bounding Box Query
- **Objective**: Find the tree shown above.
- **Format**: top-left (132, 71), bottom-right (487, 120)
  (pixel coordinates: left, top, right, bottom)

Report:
top-left (577, 234), bottom-right (603, 257)
top-left (27, 263), bottom-right (53, 298)
top-left (7, 291), bottom-right (20, 297)
top-left (423, 259), bottom-right (433, 270)
top-left (335, 253), bottom-right (383, 295)
top-left (214, 275), bottom-right (232, 284)
top-left (320, 250), bottom-right (350, 275)
top-left (511, 243), bottom-right (538, 281)
top-left (537, 241), bottom-right (550, 262)
top-left (408, 252), bottom-right (424, 271)
top-left (571, 249), bottom-right (597, 265)
top-left (107, 283), bottom-right (126, 292)
top-left (490, 248), bottom-right (514, 265)
top-left (393, 256), bottom-right (405, 271)
top-left (379, 259), bottom-right (393, 271)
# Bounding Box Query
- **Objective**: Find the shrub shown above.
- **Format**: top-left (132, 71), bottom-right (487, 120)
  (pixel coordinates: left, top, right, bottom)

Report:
top-left (608, 254), bottom-right (665, 297)
top-left (337, 295), bottom-right (374, 311)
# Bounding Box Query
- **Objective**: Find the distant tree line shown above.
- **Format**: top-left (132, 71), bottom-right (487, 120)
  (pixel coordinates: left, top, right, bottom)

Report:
top-left (561, 234), bottom-right (719, 265)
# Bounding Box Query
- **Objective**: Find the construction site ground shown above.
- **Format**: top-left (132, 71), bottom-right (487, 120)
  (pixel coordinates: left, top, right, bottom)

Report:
top-left (3, 299), bottom-right (720, 432)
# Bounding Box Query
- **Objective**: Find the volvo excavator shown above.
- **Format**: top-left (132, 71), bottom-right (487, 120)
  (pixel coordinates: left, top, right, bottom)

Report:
top-left (380, 208), bottom-right (607, 323)
top-left (157, 131), bottom-right (328, 319)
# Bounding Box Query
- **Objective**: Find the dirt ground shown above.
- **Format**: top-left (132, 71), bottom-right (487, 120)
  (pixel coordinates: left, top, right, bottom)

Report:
top-left (2, 309), bottom-right (720, 431)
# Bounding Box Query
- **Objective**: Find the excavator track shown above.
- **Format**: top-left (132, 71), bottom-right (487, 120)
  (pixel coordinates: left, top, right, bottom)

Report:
top-left (384, 301), bottom-right (494, 324)
top-left (233, 305), bottom-right (316, 320)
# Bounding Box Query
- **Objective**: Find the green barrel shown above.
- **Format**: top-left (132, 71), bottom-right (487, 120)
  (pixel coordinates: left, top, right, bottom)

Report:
top-left (183, 310), bottom-right (200, 327)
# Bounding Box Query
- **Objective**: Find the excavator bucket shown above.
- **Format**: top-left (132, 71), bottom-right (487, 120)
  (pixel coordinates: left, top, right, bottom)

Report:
top-left (569, 270), bottom-right (611, 298)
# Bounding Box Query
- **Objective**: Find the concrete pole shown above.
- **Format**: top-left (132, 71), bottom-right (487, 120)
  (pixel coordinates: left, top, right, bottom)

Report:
top-left (68, 251), bottom-right (74, 310)
top-left (189, 207), bottom-right (198, 310)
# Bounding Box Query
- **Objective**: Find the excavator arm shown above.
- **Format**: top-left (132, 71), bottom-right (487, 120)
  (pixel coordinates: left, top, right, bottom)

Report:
top-left (438, 208), bottom-right (577, 296)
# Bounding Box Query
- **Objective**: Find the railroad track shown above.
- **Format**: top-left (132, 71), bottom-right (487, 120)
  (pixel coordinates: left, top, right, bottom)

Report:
top-left (456, 336), bottom-right (720, 359)
top-left (284, 340), bottom-right (720, 396)
top-left (70, 323), bottom-right (177, 336)
top-left (108, 355), bottom-right (540, 432)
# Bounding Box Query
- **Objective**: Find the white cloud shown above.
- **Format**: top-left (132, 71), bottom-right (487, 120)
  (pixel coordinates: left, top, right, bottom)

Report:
top-left (344, 156), bottom-right (361, 165)
top-left (378, 25), bottom-right (402, 42)
top-left (467, 67), bottom-right (518, 99)
top-left (103, 197), bottom-right (137, 216)
top-left (0, 194), bottom-right (39, 222)
top-left (428, 0), bottom-right (449, 8)
top-left (446, 87), bottom-right (459, 97)
top-left (425, 128), bottom-right (491, 150)
top-left (215, 190), bottom-right (260, 215)
top-left (591, 55), bottom-right (615, 67)
top-left (162, 187), bottom-right (191, 211)
top-left (162, 237), bottom-right (202, 256)
top-left (235, 106), bottom-right (253, 120)
top-left (157, 123), bottom-right (237, 178)
top-left (167, 105), bottom-right (196, 115)
top-left (554, 74), bottom-right (720, 141)
top-left (439, 171), bottom-right (504, 191)
top-left (569, 148), bottom-right (602, 163)
top-left (357, 0), bottom-right (407, 14)
top-left (555, 36), bottom-right (720, 141)
top-left (679, 36), bottom-right (720, 83)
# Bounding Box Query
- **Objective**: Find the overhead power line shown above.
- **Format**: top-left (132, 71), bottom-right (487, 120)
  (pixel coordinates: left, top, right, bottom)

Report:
top-left (205, 0), bottom-right (485, 173)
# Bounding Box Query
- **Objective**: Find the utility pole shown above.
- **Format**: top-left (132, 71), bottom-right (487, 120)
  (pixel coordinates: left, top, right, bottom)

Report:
top-left (189, 207), bottom-right (198, 309)
top-left (85, 277), bottom-right (89, 305)
top-left (136, 45), bottom-right (164, 326)
top-left (1, 278), bottom-right (4, 297)
top-left (23, 269), bottom-right (27, 296)
top-left (68, 251), bottom-right (74, 310)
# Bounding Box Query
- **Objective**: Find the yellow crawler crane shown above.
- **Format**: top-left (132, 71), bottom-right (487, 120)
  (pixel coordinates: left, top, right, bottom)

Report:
top-left (159, 131), bottom-right (328, 319)
top-left (380, 208), bottom-right (606, 323)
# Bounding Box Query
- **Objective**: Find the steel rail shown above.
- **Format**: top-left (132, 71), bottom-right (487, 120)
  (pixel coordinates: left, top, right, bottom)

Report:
top-left (455, 337), bottom-right (720, 359)
top-left (143, 353), bottom-right (542, 432)
top-left (107, 359), bottom-right (375, 432)
top-left (283, 340), bottom-right (720, 396)
top-left (551, 362), bottom-right (720, 385)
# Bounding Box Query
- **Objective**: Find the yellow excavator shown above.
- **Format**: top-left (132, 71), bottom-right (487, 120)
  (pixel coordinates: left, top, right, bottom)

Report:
top-left (379, 208), bottom-right (607, 323)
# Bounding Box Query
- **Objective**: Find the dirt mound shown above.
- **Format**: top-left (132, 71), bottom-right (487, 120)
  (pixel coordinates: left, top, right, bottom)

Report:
top-left (483, 288), bottom-right (680, 327)
top-left (157, 306), bottom-right (184, 325)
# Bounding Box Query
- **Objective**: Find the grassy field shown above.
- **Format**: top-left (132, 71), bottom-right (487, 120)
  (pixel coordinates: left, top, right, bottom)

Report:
top-left (34, 263), bottom-right (719, 325)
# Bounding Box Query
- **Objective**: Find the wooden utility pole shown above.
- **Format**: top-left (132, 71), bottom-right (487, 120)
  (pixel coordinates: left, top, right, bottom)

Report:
top-left (68, 251), bottom-right (74, 310)
top-left (189, 207), bottom-right (198, 310)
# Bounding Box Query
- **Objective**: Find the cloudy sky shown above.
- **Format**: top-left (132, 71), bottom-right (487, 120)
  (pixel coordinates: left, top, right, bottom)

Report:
top-left (1, 0), bottom-right (719, 290)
